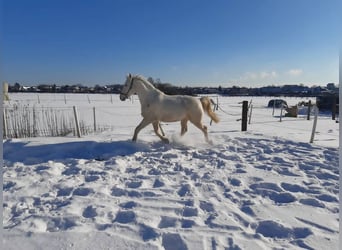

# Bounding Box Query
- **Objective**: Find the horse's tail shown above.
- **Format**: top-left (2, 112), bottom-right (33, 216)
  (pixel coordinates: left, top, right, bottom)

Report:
top-left (200, 97), bottom-right (219, 123)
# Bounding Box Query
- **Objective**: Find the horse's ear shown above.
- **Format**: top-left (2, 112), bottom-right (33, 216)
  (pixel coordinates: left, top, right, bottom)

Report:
top-left (127, 73), bottom-right (132, 78)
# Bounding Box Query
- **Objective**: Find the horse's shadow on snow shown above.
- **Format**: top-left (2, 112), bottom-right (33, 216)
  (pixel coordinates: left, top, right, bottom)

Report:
top-left (3, 139), bottom-right (153, 165)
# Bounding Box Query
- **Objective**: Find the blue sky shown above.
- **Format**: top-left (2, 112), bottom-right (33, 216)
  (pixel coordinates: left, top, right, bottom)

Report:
top-left (2, 0), bottom-right (340, 87)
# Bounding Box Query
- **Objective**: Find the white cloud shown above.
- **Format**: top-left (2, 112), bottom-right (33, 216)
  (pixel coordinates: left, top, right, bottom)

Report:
top-left (240, 71), bottom-right (278, 82)
top-left (287, 69), bottom-right (303, 76)
top-left (260, 71), bottom-right (277, 79)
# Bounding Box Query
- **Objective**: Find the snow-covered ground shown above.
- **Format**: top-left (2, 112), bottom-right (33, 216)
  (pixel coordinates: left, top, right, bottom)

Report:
top-left (3, 93), bottom-right (339, 249)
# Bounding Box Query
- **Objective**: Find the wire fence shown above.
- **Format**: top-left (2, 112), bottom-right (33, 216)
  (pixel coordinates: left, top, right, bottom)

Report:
top-left (3, 105), bottom-right (117, 138)
top-left (3, 94), bottom-right (339, 146)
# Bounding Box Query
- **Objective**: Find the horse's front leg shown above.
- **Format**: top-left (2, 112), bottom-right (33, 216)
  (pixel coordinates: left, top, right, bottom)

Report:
top-left (152, 121), bottom-right (169, 143)
top-left (180, 119), bottom-right (188, 136)
top-left (132, 118), bottom-right (151, 142)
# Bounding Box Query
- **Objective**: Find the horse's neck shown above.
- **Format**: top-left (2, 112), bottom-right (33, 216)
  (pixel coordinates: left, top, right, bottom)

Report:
top-left (137, 77), bottom-right (155, 90)
top-left (134, 78), bottom-right (162, 103)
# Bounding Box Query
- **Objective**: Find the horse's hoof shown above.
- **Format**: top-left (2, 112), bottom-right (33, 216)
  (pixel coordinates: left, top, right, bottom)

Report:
top-left (162, 138), bottom-right (170, 144)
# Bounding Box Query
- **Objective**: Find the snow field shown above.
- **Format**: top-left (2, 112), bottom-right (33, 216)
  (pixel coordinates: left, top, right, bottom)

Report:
top-left (3, 93), bottom-right (339, 250)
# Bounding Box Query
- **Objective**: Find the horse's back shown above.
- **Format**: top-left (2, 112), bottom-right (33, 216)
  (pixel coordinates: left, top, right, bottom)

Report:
top-left (162, 95), bottom-right (200, 110)
top-left (150, 94), bottom-right (200, 122)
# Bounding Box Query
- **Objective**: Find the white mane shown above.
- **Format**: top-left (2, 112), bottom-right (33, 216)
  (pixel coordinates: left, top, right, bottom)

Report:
top-left (132, 75), bottom-right (155, 90)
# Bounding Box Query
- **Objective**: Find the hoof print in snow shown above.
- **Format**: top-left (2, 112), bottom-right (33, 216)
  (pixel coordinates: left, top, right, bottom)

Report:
top-left (229, 178), bottom-right (241, 186)
top-left (281, 182), bottom-right (307, 193)
top-left (182, 207), bottom-right (198, 217)
top-left (269, 192), bottom-right (297, 204)
top-left (148, 168), bottom-right (162, 175)
top-left (158, 216), bottom-right (177, 228)
top-left (299, 198), bottom-right (325, 208)
top-left (127, 190), bottom-right (142, 198)
top-left (126, 180), bottom-right (142, 189)
top-left (240, 205), bottom-right (255, 216)
top-left (181, 219), bottom-right (195, 228)
top-left (57, 187), bottom-right (73, 197)
top-left (199, 201), bottom-right (214, 212)
top-left (3, 181), bottom-right (16, 190)
top-left (85, 175), bottom-right (99, 182)
top-left (316, 194), bottom-right (338, 203)
top-left (250, 182), bottom-right (283, 193)
top-left (125, 167), bottom-right (142, 174)
top-left (153, 179), bottom-right (164, 188)
top-left (162, 233), bottom-right (188, 250)
top-left (114, 210), bottom-right (136, 224)
top-left (73, 187), bottom-right (93, 196)
top-left (111, 187), bottom-right (126, 197)
top-left (139, 223), bottom-right (159, 241)
top-left (82, 205), bottom-right (97, 218)
top-left (256, 220), bottom-right (312, 239)
top-left (119, 201), bottom-right (138, 209)
top-left (249, 182), bottom-right (296, 203)
top-left (62, 166), bottom-right (81, 176)
top-left (177, 184), bottom-right (191, 197)
top-left (47, 217), bottom-right (77, 232)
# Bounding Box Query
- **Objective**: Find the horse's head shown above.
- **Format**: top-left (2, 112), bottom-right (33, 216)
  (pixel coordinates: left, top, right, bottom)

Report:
top-left (120, 73), bottom-right (135, 101)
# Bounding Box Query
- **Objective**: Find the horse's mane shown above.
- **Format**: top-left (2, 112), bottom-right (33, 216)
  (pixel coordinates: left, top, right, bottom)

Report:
top-left (133, 75), bottom-right (157, 90)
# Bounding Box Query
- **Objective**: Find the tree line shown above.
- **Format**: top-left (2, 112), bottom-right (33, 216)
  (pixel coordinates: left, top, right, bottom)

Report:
top-left (7, 80), bottom-right (338, 97)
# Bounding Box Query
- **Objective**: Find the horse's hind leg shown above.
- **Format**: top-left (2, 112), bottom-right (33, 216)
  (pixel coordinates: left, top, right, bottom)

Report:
top-left (180, 119), bottom-right (188, 136)
top-left (132, 118), bottom-right (151, 142)
top-left (192, 120), bottom-right (211, 143)
top-left (159, 123), bottom-right (165, 136)
top-left (153, 121), bottom-right (169, 143)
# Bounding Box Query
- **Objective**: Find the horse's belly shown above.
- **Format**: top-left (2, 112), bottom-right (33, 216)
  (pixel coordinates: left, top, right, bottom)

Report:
top-left (140, 105), bottom-right (185, 122)
top-left (160, 112), bottom-right (186, 122)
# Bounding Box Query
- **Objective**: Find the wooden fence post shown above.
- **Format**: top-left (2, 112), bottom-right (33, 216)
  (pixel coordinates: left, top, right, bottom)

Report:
top-left (3, 108), bottom-right (7, 139)
top-left (307, 100), bottom-right (311, 120)
top-left (248, 104), bottom-right (253, 125)
top-left (33, 107), bottom-right (37, 137)
top-left (93, 107), bottom-right (96, 132)
top-left (3, 82), bottom-right (10, 101)
top-left (241, 101), bottom-right (248, 131)
top-left (73, 106), bottom-right (81, 138)
top-left (332, 95), bottom-right (337, 120)
top-left (310, 105), bottom-right (318, 143)
top-left (272, 99), bottom-right (276, 116)
top-left (279, 104), bottom-right (284, 122)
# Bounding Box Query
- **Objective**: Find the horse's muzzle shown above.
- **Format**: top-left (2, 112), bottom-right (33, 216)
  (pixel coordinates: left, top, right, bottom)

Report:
top-left (120, 94), bottom-right (127, 101)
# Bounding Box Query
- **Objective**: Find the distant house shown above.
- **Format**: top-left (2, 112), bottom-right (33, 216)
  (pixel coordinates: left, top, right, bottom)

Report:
top-left (267, 99), bottom-right (288, 108)
top-left (326, 83), bottom-right (336, 91)
top-left (310, 86), bottom-right (324, 95)
top-left (37, 84), bottom-right (53, 92)
top-left (316, 93), bottom-right (339, 111)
